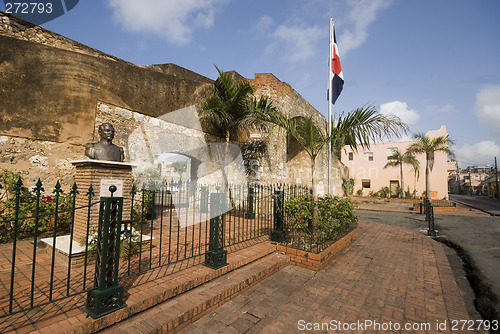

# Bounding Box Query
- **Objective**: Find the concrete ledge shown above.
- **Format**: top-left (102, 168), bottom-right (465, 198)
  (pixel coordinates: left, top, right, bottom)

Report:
top-left (276, 228), bottom-right (359, 271)
top-left (412, 205), bottom-right (457, 212)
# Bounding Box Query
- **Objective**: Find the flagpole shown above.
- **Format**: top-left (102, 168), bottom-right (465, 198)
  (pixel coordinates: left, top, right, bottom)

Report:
top-left (328, 18), bottom-right (333, 195)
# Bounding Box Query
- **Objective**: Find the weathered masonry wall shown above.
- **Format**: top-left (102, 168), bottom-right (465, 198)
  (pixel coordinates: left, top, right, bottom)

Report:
top-left (0, 12), bottom-right (213, 145)
top-left (0, 11), bottom-right (213, 187)
top-left (250, 74), bottom-right (347, 195)
top-left (0, 11), bottom-right (347, 194)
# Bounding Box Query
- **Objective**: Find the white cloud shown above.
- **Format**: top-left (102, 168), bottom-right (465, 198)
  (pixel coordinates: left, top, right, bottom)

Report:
top-left (338, 0), bottom-right (392, 55)
top-left (267, 24), bottom-right (322, 62)
top-left (455, 141), bottom-right (500, 167)
top-left (107, 0), bottom-right (225, 45)
top-left (380, 101), bottom-right (420, 125)
top-left (475, 85), bottom-right (500, 136)
top-left (254, 15), bottom-right (273, 33)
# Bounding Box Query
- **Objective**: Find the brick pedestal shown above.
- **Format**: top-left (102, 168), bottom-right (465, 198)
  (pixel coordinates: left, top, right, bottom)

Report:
top-left (71, 160), bottom-right (135, 243)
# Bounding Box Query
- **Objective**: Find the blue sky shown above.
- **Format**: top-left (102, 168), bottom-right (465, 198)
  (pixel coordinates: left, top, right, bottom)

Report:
top-left (2, 0), bottom-right (500, 168)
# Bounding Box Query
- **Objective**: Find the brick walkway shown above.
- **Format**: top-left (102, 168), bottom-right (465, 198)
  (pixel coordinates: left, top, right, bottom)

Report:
top-left (1, 220), bottom-right (475, 333)
top-left (182, 221), bottom-right (473, 333)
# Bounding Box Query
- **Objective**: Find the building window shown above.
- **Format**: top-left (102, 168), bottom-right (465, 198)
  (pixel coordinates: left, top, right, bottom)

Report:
top-left (364, 152), bottom-right (373, 161)
top-left (387, 147), bottom-right (397, 159)
top-left (362, 180), bottom-right (371, 188)
top-left (348, 152), bottom-right (353, 160)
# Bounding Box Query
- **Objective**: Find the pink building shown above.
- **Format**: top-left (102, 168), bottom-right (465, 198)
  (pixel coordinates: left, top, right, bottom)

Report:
top-left (341, 126), bottom-right (450, 199)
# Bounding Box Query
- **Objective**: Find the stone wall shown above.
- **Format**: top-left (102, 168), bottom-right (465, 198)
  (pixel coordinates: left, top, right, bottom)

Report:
top-left (0, 11), bottom-right (347, 195)
top-left (0, 11), bottom-right (213, 188)
top-left (249, 73), bottom-right (347, 195)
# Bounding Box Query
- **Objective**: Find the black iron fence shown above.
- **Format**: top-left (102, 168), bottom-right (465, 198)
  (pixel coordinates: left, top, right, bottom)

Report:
top-left (0, 176), bottom-right (310, 318)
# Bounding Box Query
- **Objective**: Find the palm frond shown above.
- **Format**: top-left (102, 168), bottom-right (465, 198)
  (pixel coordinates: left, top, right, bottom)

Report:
top-left (331, 104), bottom-right (408, 160)
top-left (289, 116), bottom-right (328, 160)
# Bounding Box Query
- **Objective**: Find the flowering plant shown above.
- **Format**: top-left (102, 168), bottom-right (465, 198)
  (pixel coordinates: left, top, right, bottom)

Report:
top-left (283, 195), bottom-right (357, 249)
top-left (84, 226), bottom-right (143, 258)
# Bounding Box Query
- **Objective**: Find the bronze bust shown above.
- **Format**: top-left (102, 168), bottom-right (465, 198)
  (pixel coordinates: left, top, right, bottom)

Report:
top-left (85, 123), bottom-right (125, 162)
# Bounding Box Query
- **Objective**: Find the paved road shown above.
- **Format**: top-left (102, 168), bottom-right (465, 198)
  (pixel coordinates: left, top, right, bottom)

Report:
top-left (356, 209), bottom-right (500, 322)
top-left (450, 194), bottom-right (500, 216)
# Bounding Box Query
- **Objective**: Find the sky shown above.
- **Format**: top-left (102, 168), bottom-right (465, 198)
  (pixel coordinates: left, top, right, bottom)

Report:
top-left (2, 0), bottom-right (500, 169)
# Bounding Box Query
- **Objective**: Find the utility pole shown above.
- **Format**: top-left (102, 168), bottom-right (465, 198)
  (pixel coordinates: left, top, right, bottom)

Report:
top-left (468, 167), bottom-right (473, 196)
top-left (479, 168), bottom-right (483, 196)
top-left (495, 157), bottom-right (499, 199)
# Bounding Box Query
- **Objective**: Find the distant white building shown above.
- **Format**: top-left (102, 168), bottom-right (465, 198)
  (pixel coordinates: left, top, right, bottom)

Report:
top-left (341, 126), bottom-right (451, 199)
top-left (157, 153), bottom-right (191, 183)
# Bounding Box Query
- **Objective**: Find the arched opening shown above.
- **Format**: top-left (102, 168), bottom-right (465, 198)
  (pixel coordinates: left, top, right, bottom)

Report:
top-left (286, 116), bottom-right (305, 162)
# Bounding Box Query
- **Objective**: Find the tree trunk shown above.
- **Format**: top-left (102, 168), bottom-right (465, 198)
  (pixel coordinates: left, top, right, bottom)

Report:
top-left (224, 132), bottom-right (234, 208)
top-left (311, 157), bottom-right (319, 233)
top-left (400, 163), bottom-right (405, 198)
top-left (426, 162), bottom-right (431, 201)
top-left (311, 158), bottom-right (317, 199)
top-left (414, 172), bottom-right (417, 199)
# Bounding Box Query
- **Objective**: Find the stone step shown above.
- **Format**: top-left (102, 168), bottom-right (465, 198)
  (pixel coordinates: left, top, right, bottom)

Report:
top-left (100, 251), bottom-right (289, 333)
top-left (31, 239), bottom-right (286, 333)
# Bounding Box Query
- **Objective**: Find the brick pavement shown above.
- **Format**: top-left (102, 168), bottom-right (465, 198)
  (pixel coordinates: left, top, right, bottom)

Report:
top-left (1, 219), bottom-right (475, 333)
top-left (183, 221), bottom-right (473, 333)
top-left (352, 197), bottom-right (489, 217)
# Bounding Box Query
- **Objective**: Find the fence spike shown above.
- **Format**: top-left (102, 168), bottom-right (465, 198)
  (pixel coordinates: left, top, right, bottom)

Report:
top-left (14, 176), bottom-right (23, 194)
top-left (33, 178), bottom-right (44, 194)
top-left (53, 181), bottom-right (63, 195)
top-left (71, 182), bottom-right (79, 196)
top-left (87, 184), bottom-right (95, 197)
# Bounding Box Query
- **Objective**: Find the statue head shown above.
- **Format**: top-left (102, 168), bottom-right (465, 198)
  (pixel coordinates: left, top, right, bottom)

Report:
top-left (85, 122), bottom-right (125, 162)
top-left (99, 122), bottom-right (115, 142)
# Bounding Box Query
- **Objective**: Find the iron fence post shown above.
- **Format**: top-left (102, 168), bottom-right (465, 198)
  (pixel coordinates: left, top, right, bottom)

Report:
top-left (204, 190), bottom-right (228, 269)
top-left (200, 185), bottom-right (209, 213)
top-left (271, 188), bottom-right (284, 243)
top-left (425, 198), bottom-right (437, 237)
top-left (84, 186), bottom-right (125, 318)
top-left (245, 184), bottom-right (255, 219)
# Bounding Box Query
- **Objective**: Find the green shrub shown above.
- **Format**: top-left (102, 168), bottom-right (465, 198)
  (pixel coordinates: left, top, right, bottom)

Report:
top-left (283, 196), bottom-right (315, 232)
top-left (404, 187), bottom-right (412, 199)
top-left (283, 194), bottom-right (357, 247)
top-left (356, 188), bottom-right (363, 196)
top-left (341, 177), bottom-right (355, 197)
top-left (132, 189), bottom-right (155, 223)
top-left (379, 187), bottom-right (390, 198)
top-left (0, 171), bottom-right (73, 243)
top-left (316, 195), bottom-right (357, 239)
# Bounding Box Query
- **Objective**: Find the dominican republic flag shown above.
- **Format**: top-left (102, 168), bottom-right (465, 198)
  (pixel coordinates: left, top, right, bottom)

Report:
top-left (329, 19), bottom-right (343, 105)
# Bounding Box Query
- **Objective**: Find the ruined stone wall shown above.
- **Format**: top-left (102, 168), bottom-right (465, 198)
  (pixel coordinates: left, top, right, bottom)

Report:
top-left (0, 11), bottom-right (347, 194)
top-left (0, 11), bottom-right (213, 188)
top-left (249, 73), bottom-right (347, 195)
top-left (1, 11), bottom-right (128, 63)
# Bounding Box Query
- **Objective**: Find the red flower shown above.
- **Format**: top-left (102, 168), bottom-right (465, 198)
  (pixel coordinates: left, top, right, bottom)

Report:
top-left (41, 196), bottom-right (53, 204)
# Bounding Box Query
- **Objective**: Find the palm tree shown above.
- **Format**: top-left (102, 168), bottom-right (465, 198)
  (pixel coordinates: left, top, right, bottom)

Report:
top-left (260, 104), bottom-right (408, 197)
top-left (407, 133), bottom-right (454, 200)
top-left (287, 116), bottom-right (329, 198)
top-left (409, 155), bottom-right (420, 198)
top-left (199, 65), bottom-right (278, 184)
top-left (172, 161), bottom-right (187, 181)
top-left (384, 149), bottom-right (418, 198)
top-left (330, 105), bottom-right (408, 162)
